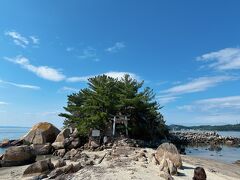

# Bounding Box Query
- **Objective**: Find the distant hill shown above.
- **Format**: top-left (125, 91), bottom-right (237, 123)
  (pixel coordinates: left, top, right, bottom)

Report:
top-left (168, 124), bottom-right (240, 131)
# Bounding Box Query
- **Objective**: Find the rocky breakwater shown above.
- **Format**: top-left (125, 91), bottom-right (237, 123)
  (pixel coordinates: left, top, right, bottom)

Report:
top-left (170, 131), bottom-right (240, 146)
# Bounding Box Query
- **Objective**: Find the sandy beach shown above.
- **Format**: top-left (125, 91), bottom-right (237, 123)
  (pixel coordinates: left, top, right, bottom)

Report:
top-left (0, 148), bottom-right (239, 180)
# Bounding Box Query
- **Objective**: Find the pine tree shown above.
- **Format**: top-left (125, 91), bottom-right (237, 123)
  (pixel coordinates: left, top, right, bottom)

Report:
top-left (59, 74), bottom-right (168, 139)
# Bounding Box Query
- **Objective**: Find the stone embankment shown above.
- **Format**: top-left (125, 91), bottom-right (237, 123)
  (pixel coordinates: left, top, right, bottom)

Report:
top-left (170, 131), bottom-right (240, 146)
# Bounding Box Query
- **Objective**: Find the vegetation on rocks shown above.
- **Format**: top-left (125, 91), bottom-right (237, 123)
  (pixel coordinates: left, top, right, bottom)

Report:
top-left (60, 74), bottom-right (168, 140)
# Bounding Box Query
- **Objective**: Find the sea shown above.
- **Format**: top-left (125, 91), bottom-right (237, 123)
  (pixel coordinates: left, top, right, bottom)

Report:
top-left (0, 126), bottom-right (30, 155)
top-left (185, 131), bottom-right (240, 164)
top-left (0, 127), bottom-right (240, 164)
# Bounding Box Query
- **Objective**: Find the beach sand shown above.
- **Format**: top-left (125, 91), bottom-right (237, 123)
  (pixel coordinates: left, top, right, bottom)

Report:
top-left (0, 148), bottom-right (239, 180)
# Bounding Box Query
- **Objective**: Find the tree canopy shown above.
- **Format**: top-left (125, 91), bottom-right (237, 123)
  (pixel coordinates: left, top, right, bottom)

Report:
top-left (59, 74), bottom-right (168, 140)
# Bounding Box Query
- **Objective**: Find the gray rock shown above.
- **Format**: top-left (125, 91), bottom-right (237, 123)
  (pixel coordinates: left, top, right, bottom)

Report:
top-left (1, 145), bottom-right (36, 167)
top-left (70, 138), bottom-right (81, 149)
top-left (64, 148), bottom-right (78, 160)
top-left (48, 164), bottom-right (73, 179)
top-left (23, 159), bottom-right (54, 176)
top-left (155, 143), bottom-right (182, 168)
top-left (55, 128), bottom-right (71, 142)
top-left (22, 122), bottom-right (60, 145)
top-left (72, 162), bottom-right (82, 172)
top-left (71, 128), bottom-right (79, 138)
top-left (54, 149), bottom-right (66, 157)
top-left (54, 159), bottom-right (66, 168)
top-left (90, 140), bottom-right (100, 149)
top-left (31, 143), bottom-right (52, 155)
top-left (52, 142), bottom-right (65, 150)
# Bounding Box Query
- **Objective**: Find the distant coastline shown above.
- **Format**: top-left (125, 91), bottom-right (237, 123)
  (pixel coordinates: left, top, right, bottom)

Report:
top-left (168, 124), bottom-right (240, 131)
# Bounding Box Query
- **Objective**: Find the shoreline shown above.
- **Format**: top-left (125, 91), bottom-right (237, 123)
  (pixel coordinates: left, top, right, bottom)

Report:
top-left (0, 151), bottom-right (239, 180)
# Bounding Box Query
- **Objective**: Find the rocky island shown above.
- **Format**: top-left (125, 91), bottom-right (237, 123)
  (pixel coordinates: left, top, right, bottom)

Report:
top-left (0, 122), bottom-right (240, 180)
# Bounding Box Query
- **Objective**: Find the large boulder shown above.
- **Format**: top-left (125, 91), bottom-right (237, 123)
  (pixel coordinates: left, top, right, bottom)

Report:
top-left (0, 145), bottom-right (36, 167)
top-left (23, 159), bottom-right (54, 177)
top-left (155, 143), bottom-right (182, 168)
top-left (52, 142), bottom-right (65, 150)
top-left (159, 158), bottom-right (177, 175)
top-left (55, 128), bottom-right (72, 142)
top-left (31, 143), bottom-right (52, 155)
top-left (22, 122), bottom-right (60, 145)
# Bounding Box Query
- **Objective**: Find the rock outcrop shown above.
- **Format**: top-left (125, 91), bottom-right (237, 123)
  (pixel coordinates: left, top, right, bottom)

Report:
top-left (31, 143), bottom-right (52, 155)
top-left (55, 128), bottom-right (72, 142)
top-left (0, 145), bottom-right (36, 167)
top-left (52, 128), bottom-right (81, 150)
top-left (155, 143), bottom-right (182, 168)
top-left (23, 159), bottom-right (54, 177)
top-left (22, 122), bottom-right (60, 145)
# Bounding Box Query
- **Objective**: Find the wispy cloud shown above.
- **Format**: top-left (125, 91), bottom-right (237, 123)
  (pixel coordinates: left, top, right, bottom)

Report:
top-left (157, 95), bottom-right (179, 105)
top-left (4, 56), bottom-right (138, 84)
top-left (66, 47), bottom-right (74, 52)
top-left (5, 31), bottom-right (29, 48)
top-left (162, 76), bottom-right (235, 95)
top-left (178, 95), bottom-right (240, 112)
top-left (66, 76), bottom-right (90, 82)
top-left (105, 42), bottom-right (125, 53)
top-left (0, 101), bottom-right (8, 105)
top-left (78, 47), bottom-right (99, 61)
top-left (197, 48), bottom-right (240, 71)
top-left (29, 36), bottom-right (39, 44)
top-left (5, 31), bottom-right (40, 48)
top-left (67, 71), bottom-right (139, 82)
top-left (58, 86), bottom-right (79, 93)
top-left (5, 56), bottom-right (66, 82)
top-left (104, 71), bottom-right (139, 80)
top-left (0, 79), bottom-right (40, 90)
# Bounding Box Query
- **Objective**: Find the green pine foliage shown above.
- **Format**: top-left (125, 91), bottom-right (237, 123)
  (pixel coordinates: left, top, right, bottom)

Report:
top-left (59, 74), bottom-right (168, 140)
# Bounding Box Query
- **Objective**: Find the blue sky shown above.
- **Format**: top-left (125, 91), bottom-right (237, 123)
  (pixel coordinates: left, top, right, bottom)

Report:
top-left (1, 0), bottom-right (240, 127)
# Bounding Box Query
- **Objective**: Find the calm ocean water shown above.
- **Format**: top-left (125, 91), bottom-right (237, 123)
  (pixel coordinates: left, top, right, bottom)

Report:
top-left (0, 127), bottom-right (30, 155)
top-left (186, 131), bottom-right (240, 164)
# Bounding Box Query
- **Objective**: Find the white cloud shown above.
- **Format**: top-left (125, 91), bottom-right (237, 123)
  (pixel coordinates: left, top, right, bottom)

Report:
top-left (78, 47), bottom-right (98, 61)
top-left (5, 56), bottom-right (66, 82)
top-left (178, 96), bottom-right (240, 113)
top-left (5, 31), bottom-right (29, 48)
top-left (58, 86), bottom-right (79, 93)
top-left (66, 76), bottom-right (90, 82)
top-left (157, 96), bottom-right (179, 105)
top-left (197, 48), bottom-right (240, 70)
top-left (196, 96), bottom-right (240, 111)
top-left (5, 31), bottom-right (40, 48)
top-left (0, 101), bottom-right (8, 105)
top-left (162, 76), bottom-right (235, 95)
top-left (5, 56), bottom-right (138, 84)
top-left (66, 47), bottom-right (74, 52)
top-left (66, 71), bottom-right (139, 83)
top-left (104, 71), bottom-right (139, 80)
top-left (105, 42), bottom-right (125, 53)
top-left (0, 79), bottom-right (40, 90)
top-left (177, 105), bottom-right (193, 111)
top-left (29, 36), bottom-right (39, 44)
